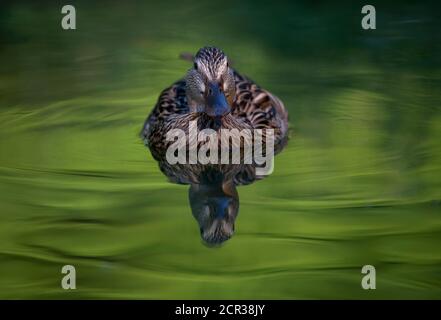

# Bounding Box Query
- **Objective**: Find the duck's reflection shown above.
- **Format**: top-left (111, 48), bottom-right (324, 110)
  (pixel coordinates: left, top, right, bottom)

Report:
top-left (154, 160), bottom-right (264, 245)
top-left (189, 172), bottom-right (239, 244)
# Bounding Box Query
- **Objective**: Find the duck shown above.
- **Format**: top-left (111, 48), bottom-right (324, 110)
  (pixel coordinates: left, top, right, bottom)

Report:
top-left (141, 46), bottom-right (289, 162)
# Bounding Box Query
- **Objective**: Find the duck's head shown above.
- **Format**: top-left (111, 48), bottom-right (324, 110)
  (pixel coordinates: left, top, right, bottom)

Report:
top-left (189, 175), bottom-right (239, 246)
top-left (185, 47), bottom-right (236, 117)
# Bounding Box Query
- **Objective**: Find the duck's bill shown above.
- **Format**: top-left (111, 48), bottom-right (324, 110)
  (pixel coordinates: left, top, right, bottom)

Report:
top-left (206, 82), bottom-right (230, 117)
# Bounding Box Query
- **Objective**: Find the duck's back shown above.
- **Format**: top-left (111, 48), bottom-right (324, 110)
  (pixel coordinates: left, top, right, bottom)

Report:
top-left (231, 71), bottom-right (288, 152)
top-left (141, 79), bottom-right (188, 142)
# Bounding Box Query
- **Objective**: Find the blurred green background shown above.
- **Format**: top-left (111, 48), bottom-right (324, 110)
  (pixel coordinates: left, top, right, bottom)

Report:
top-left (0, 0), bottom-right (440, 299)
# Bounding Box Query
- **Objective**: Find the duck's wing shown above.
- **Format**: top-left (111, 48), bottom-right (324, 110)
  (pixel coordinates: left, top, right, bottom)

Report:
top-left (141, 79), bottom-right (188, 144)
top-left (232, 71), bottom-right (289, 153)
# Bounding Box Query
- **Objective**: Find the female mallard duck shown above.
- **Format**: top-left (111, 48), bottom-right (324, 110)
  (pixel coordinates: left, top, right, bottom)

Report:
top-left (141, 46), bottom-right (289, 161)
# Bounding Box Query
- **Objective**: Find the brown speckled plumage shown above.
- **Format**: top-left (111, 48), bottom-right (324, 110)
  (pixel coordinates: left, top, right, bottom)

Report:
top-left (141, 47), bottom-right (289, 163)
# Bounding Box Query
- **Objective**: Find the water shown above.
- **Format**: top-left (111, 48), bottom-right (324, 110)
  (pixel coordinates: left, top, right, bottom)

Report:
top-left (0, 0), bottom-right (440, 299)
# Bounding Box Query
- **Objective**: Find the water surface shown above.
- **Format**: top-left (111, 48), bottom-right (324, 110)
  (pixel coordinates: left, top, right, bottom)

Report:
top-left (0, 0), bottom-right (440, 299)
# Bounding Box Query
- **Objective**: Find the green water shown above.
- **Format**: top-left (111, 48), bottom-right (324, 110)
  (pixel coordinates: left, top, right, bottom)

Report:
top-left (0, 0), bottom-right (440, 299)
